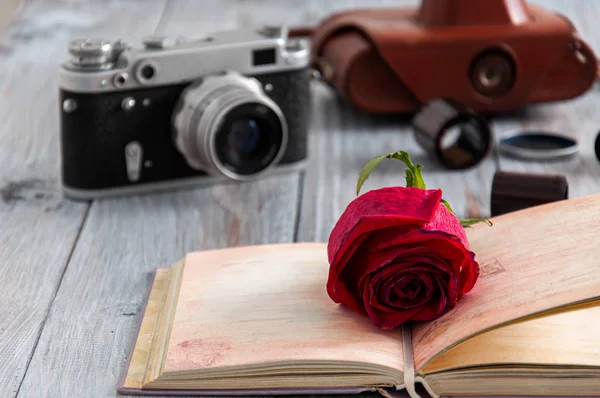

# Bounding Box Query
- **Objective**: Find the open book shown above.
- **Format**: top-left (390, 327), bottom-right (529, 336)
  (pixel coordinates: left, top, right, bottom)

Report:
top-left (118, 193), bottom-right (600, 397)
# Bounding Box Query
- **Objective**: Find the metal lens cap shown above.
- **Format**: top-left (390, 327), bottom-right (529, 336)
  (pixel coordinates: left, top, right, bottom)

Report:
top-left (499, 131), bottom-right (578, 161)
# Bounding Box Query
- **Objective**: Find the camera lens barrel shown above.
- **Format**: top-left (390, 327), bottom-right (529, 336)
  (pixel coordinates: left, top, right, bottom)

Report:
top-left (173, 72), bottom-right (288, 180)
top-left (411, 98), bottom-right (492, 169)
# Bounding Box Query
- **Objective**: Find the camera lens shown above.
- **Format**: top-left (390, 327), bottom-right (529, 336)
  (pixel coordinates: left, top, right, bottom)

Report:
top-left (231, 119), bottom-right (260, 152)
top-left (214, 103), bottom-right (284, 175)
top-left (173, 72), bottom-right (288, 180)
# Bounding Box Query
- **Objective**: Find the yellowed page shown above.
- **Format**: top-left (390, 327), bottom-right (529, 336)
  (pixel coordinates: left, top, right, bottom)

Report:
top-left (122, 269), bottom-right (169, 389)
top-left (162, 243), bottom-right (403, 374)
top-left (422, 300), bottom-right (600, 373)
top-left (413, 194), bottom-right (600, 370)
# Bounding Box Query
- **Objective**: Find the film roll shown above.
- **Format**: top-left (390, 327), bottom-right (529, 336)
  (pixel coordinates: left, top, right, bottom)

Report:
top-left (411, 98), bottom-right (492, 169)
top-left (490, 171), bottom-right (569, 217)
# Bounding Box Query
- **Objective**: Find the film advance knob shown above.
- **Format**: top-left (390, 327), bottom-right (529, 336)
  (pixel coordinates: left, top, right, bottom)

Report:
top-left (68, 38), bottom-right (114, 66)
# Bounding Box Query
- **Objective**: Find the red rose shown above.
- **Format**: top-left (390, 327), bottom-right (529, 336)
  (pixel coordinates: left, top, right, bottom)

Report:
top-left (326, 186), bottom-right (479, 329)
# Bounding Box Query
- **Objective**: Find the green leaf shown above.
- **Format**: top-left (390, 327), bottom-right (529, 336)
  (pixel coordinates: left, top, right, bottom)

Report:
top-left (412, 164), bottom-right (426, 190)
top-left (356, 154), bottom-right (389, 195)
top-left (460, 218), bottom-right (494, 228)
top-left (356, 150), bottom-right (427, 195)
top-left (405, 168), bottom-right (415, 188)
top-left (388, 151), bottom-right (426, 189)
top-left (440, 199), bottom-right (455, 215)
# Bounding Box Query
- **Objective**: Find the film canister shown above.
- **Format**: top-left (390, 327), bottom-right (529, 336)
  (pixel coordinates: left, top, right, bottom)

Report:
top-left (490, 170), bottom-right (569, 217)
top-left (411, 98), bottom-right (492, 169)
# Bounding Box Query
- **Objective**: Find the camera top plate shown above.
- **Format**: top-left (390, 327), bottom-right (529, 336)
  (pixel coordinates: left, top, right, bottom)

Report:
top-left (59, 25), bottom-right (310, 94)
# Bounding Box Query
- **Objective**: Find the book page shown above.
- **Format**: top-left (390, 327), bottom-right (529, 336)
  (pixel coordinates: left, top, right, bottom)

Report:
top-left (421, 300), bottom-right (600, 373)
top-left (162, 243), bottom-right (404, 374)
top-left (412, 194), bottom-right (600, 370)
top-left (121, 269), bottom-right (170, 390)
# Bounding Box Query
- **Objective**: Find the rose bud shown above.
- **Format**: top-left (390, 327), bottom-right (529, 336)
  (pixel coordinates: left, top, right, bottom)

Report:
top-left (326, 151), bottom-right (488, 329)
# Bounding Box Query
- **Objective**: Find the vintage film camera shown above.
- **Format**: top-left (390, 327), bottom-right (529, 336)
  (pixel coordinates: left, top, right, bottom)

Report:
top-left (59, 26), bottom-right (311, 200)
top-left (308, 0), bottom-right (597, 114)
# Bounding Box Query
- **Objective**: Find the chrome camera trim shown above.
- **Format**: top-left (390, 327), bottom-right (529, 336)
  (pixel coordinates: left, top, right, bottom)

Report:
top-left (59, 26), bottom-right (310, 94)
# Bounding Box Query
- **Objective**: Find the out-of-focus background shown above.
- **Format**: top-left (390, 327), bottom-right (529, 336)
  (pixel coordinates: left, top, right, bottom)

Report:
top-left (0, 0), bottom-right (22, 32)
top-left (1, 2), bottom-right (600, 397)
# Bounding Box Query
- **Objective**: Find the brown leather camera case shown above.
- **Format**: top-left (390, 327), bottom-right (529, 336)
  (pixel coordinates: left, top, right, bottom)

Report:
top-left (309, 0), bottom-right (597, 114)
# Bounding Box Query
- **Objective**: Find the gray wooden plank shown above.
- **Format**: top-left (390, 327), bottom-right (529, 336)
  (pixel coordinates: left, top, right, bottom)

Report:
top-left (18, 183), bottom-right (301, 398)
top-left (298, 82), bottom-right (499, 243)
top-left (297, 0), bottom-right (600, 242)
top-left (13, 1), bottom-right (600, 397)
top-left (491, 1), bottom-right (600, 200)
top-left (292, 0), bottom-right (498, 242)
top-left (166, 0), bottom-right (497, 241)
top-left (17, 1), bottom-right (302, 396)
top-left (0, 0), bottom-right (163, 395)
top-left (0, 0), bottom-right (22, 33)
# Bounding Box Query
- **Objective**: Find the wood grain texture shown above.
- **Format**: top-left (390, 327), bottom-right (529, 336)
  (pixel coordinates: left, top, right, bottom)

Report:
top-left (17, 182), bottom-right (300, 398)
top-left (297, 0), bottom-right (600, 241)
top-left (0, 0), bottom-right (163, 395)
top-left (198, 0), bottom-right (498, 241)
top-left (0, 0), bottom-right (22, 33)
top-left (298, 83), bottom-right (498, 243)
top-left (291, 0), bottom-right (498, 243)
top-left (0, 0), bottom-right (599, 397)
top-left (15, 1), bottom-right (302, 397)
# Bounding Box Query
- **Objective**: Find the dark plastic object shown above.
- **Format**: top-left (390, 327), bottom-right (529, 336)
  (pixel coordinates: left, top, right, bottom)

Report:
top-left (60, 69), bottom-right (310, 191)
top-left (491, 171), bottom-right (568, 217)
top-left (309, 0), bottom-right (597, 114)
top-left (411, 98), bottom-right (492, 169)
top-left (594, 130), bottom-right (600, 163)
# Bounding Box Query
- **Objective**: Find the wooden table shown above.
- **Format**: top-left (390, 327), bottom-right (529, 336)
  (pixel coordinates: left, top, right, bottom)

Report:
top-left (1, 0), bottom-right (599, 396)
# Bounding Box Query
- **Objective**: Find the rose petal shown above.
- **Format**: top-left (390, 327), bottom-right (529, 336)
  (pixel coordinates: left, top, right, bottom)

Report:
top-left (421, 203), bottom-right (471, 250)
top-left (411, 279), bottom-right (448, 321)
top-left (326, 233), bottom-right (371, 305)
top-left (390, 273), bottom-right (432, 308)
top-left (327, 187), bottom-right (443, 270)
top-left (367, 229), bottom-right (472, 265)
top-left (374, 274), bottom-right (407, 307)
top-left (458, 256), bottom-right (479, 294)
top-left (446, 270), bottom-right (459, 306)
top-left (369, 272), bottom-right (410, 313)
top-left (362, 277), bottom-right (424, 329)
top-left (359, 244), bottom-right (457, 277)
top-left (370, 266), bottom-right (439, 310)
top-left (325, 185), bottom-right (481, 328)
top-left (359, 230), bottom-right (479, 292)
top-left (367, 262), bottom-right (440, 295)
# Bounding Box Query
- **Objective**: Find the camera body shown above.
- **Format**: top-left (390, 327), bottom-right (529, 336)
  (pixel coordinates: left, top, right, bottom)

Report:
top-left (59, 26), bottom-right (311, 199)
top-left (310, 0), bottom-right (597, 114)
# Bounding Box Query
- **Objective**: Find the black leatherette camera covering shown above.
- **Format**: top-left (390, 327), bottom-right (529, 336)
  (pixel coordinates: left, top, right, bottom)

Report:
top-left (60, 69), bottom-right (310, 190)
